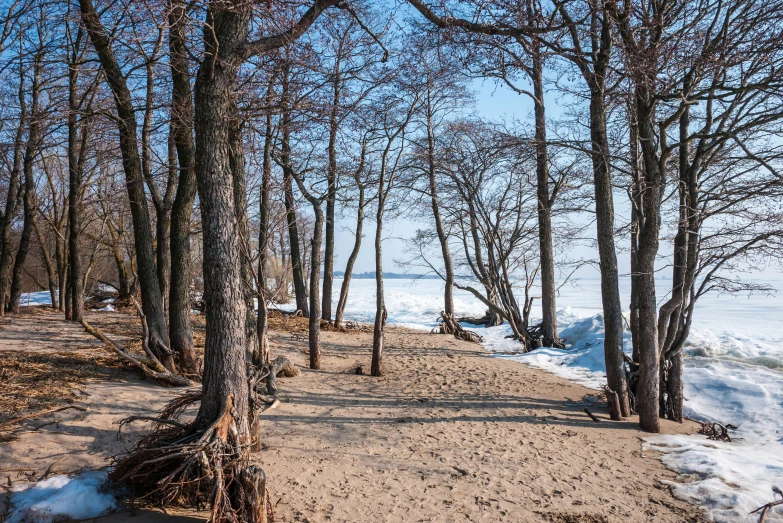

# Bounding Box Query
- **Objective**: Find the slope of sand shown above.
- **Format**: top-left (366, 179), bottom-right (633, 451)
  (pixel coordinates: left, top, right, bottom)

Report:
top-left (0, 309), bottom-right (706, 522)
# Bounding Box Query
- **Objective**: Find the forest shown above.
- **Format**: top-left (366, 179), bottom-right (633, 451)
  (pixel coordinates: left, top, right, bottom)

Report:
top-left (1, 0), bottom-right (782, 521)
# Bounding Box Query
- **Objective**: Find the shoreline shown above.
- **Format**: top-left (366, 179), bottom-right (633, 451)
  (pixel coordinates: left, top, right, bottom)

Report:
top-left (0, 309), bottom-right (707, 522)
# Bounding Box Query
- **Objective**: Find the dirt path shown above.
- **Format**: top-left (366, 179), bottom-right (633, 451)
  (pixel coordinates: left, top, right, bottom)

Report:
top-left (0, 309), bottom-right (706, 522)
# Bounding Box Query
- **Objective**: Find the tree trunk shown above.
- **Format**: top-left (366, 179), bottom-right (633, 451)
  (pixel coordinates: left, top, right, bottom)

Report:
top-left (79, 0), bottom-right (171, 367)
top-left (532, 43), bottom-right (559, 348)
top-left (229, 106), bottom-right (259, 360)
top-left (33, 221), bottom-right (58, 308)
top-left (322, 63), bottom-right (341, 323)
top-left (307, 205), bottom-right (324, 369)
top-left (335, 184), bottom-right (364, 328)
top-left (589, 90), bottom-right (630, 418)
top-left (371, 204), bottom-right (385, 377)
top-left (0, 63), bottom-right (26, 316)
top-left (425, 97), bottom-right (456, 323)
top-left (281, 86), bottom-right (309, 316)
top-left (167, 0), bottom-right (199, 375)
top-left (191, 0), bottom-right (253, 465)
top-left (256, 102), bottom-right (274, 365)
top-left (9, 51), bottom-right (43, 314)
top-left (634, 91), bottom-right (664, 434)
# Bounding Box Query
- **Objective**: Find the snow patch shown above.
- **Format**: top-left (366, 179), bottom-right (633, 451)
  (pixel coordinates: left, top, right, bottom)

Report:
top-left (6, 471), bottom-right (116, 523)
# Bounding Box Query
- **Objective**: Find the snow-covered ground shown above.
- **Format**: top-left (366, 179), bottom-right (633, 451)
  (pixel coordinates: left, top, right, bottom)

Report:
top-left (6, 471), bottom-right (115, 523)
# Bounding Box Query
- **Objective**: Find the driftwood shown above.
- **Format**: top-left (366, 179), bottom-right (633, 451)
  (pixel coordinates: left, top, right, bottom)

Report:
top-left (583, 407), bottom-right (600, 422)
top-left (81, 320), bottom-right (193, 387)
top-left (699, 421), bottom-right (738, 442)
top-left (751, 487), bottom-right (783, 523)
top-left (433, 311), bottom-right (483, 343)
top-left (0, 405), bottom-right (87, 431)
top-left (603, 386), bottom-right (622, 421)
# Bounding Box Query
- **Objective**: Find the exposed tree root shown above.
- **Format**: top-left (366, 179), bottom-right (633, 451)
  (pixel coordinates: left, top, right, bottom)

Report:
top-left (110, 394), bottom-right (268, 522)
top-left (81, 320), bottom-right (193, 387)
top-left (433, 311), bottom-right (483, 343)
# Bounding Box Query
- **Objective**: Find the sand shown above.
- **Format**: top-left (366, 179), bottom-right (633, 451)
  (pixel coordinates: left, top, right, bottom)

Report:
top-left (0, 309), bottom-right (707, 522)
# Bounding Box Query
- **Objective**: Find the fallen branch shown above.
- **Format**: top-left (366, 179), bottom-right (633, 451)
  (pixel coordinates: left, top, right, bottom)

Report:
top-left (603, 386), bottom-right (622, 421)
top-left (81, 320), bottom-right (193, 387)
top-left (583, 407), bottom-right (600, 422)
top-left (0, 405), bottom-right (87, 431)
top-left (751, 486), bottom-right (783, 522)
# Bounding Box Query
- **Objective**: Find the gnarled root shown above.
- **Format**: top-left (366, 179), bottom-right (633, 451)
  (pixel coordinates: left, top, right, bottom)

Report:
top-left (433, 311), bottom-right (483, 343)
top-left (110, 393), bottom-right (268, 523)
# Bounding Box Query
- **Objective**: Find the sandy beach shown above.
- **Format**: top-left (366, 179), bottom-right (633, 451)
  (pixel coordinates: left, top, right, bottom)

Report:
top-left (0, 308), bottom-right (707, 522)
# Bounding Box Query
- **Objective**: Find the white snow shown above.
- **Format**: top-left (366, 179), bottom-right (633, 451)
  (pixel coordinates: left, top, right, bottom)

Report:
top-left (6, 471), bottom-right (116, 523)
top-left (17, 291), bottom-right (54, 307)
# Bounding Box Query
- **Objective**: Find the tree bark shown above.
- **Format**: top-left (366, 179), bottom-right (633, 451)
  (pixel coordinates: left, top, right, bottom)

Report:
top-left (425, 94), bottom-right (456, 323)
top-left (0, 61), bottom-right (26, 315)
top-left (167, 0), bottom-right (199, 374)
top-left (79, 0), bottom-right (171, 367)
top-left (371, 201), bottom-right (385, 377)
top-left (322, 59), bottom-right (341, 323)
top-left (280, 71), bottom-right (309, 316)
top-left (589, 90), bottom-right (630, 418)
top-left (335, 179), bottom-right (364, 328)
top-left (256, 94), bottom-right (274, 365)
top-left (229, 105), bottom-right (259, 360)
top-left (9, 50), bottom-right (43, 314)
top-left (531, 41), bottom-right (559, 347)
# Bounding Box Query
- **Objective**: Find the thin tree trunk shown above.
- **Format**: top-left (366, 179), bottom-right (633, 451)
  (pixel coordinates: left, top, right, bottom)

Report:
top-left (634, 91), bottom-right (665, 434)
top-left (281, 90), bottom-right (309, 316)
top-left (79, 0), bottom-right (171, 367)
top-left (256, 96), bottom-right (274, 365)
top-left (589, 90), bottom-right (630, 418)
top-left (532, 42), bottom-right (558, 347)
top-left (167, 0), bottom-right (199, 375)
top-left (334, 183), bottom-right (364, 328)
top-left (229, 106), bottom-right (259, 359)
top-left (0, 64), bottom-right (27, 315)
top-left (371, 204), bottom-right (385, 377)
top-left (322, 61), bottom-right (341, 323)
top-left (33, 221), bottom-right (58, 308)
top-left (307, 205), bottom-right (324, 369)
top-left (425, 95), bottom-right (456, 322)
top-left (9, 51), bottom-right (43, 314)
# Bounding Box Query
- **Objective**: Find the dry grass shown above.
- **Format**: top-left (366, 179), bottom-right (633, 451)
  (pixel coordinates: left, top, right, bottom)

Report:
top-left (0, 350), bottom-right (135, 442)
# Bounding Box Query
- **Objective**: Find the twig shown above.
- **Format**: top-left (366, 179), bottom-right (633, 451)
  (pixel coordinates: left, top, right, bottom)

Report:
top-left (0, 405), bottom-right (87, 431)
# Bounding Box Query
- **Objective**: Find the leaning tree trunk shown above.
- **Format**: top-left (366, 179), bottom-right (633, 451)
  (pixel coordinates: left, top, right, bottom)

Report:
top-left (425, 101), bottom-right (457, 331)
top-left (167, 0), bottom-right (199, 375)
top-left (79, 0), bottom-right (171, 368)
top-left (334, 183), bottom-right (364, 328)
top-left (532, 42), bottom-right (560, 348)
top-left (589, 90), bottom-right (631, 418)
